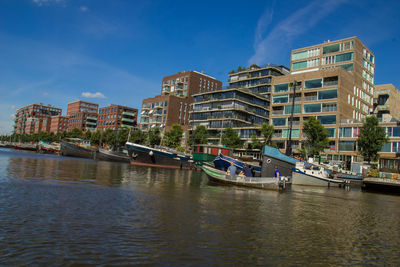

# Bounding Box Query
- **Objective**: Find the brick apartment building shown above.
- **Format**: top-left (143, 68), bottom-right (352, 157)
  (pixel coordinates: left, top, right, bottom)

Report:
top-left (14, 104), bottom-right (62, 134)
top-left (67, 100), bottom-right (98, 131)
top-left (49, 115), bottom-right (69, 134)
top-left (97, 104), bottom-right (138, 131)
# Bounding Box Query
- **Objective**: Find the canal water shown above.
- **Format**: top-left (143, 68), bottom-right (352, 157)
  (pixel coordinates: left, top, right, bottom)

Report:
top-left (0, 148), bottom-right (399, 265)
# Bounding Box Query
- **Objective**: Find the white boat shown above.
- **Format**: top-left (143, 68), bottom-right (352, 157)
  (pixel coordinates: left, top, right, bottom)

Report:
top-left (292, 162), bottom-right (345, 187)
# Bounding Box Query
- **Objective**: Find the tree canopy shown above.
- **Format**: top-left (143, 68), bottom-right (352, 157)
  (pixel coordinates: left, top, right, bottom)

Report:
top-left (221, 128), bottom-right (241, 148)
top-left (163, 124), bottom-right (183, 148)
top-left (302, 117), bottom-right (329, 157)
top-left (129, 129), bottom-right (147, 144)
top-left (147, 127), bottom-right (161, 147)
top-left (189, 125), bottom-right (209, 145)
top-left (357, 116), bottom-right (389, 163)
top-left (260, 123), bottom-right (274, 146)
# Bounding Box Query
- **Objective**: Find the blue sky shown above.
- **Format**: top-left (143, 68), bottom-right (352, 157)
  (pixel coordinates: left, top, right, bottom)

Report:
top-left (1, 0), bottom-right (399, 134)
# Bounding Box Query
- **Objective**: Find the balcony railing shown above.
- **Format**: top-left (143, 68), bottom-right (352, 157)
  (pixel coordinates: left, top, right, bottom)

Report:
top-left (122, 111), bottom-right (136, 116)
top-left (272, 110), bottom-right (284, 115)
top-left (323, 81), bottom-right (338, 87)
top-left (304, 96), bottom-right (318, 101)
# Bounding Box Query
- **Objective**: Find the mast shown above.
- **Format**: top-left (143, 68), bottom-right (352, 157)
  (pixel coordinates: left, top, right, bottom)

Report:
top-left (286, 81), bottom-right (296, 156)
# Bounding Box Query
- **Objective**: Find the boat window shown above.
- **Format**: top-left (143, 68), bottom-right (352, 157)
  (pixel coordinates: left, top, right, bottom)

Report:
top-left (305, 165), bottom-right (311, 170)
top-left (312, 166), bottom-right (320, 171)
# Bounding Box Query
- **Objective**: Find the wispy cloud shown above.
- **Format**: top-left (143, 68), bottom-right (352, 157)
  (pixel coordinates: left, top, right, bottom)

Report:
top-left (79, 6), bottom-right (88, 12)
top-left (248, 0), bottom-right (348, 65)
top-left (32, 0), bottom-right (65, 7)
top-left (10, 105), bottom-right (17, 110)
top-left (81, 91), bottom-right (106, 98)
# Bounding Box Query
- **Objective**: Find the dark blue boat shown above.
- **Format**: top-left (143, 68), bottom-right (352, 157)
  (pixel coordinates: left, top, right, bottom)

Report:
top-left (213, 153), bottom-right (262, 176)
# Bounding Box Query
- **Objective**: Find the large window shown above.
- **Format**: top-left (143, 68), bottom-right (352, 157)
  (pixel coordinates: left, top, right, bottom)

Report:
top-left (336, 52), bottom-right (354, 63)
top-left (292, 61), bottom-right (307, 70)
top-left (387, 127), bottom-right (400, 137)
top-left (317, 115), bottom-right (336, 124)
top-left (274, 83), bottom-right (289, 93)
top-left (272, 118), bottom-right (286, 126)
top-left (318, 89), bottom-right (337, 100)
top-left (292, 50), bottom-right (308, 60)
top-left (304, 103), bottom-right (321, 113)
top-left (282, 129), bottom-right (300, 138)
top-left (380, 143), bottom-right (391, 152)
top-left (284, 104), bottom-right (301, 114)
top-left (272, 94), bottom-right (289, 104)
top-left (338, 63), bottom-right (354, 72)
top-left (339, 141), bottom-right (356, 151)
top-left (340, 127), bottom-right (352, 138)
top-left (305, 79), bottom-right (322, 89)
top-left (323, 43), bottom-right (340, 54)
top-left (326, 128), bottom-right (336, 138)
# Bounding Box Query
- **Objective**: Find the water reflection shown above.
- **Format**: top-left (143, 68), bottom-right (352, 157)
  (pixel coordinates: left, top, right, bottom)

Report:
top-left (0, 148), bottom-right (400, 265)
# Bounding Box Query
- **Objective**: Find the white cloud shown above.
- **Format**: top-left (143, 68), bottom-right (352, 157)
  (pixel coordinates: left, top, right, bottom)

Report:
top-left (10, 105), bottom-right (17, 110)
top-left (248, 0), bottom-right (348, 65)
top-left (32, 0), bottom-right (65, 6)
top-left (80, 6), bottom-right (88, 12)
top-left (43, 92), bottom-right (49, 96)
top-left (81, 91), bottom-right (106, 98)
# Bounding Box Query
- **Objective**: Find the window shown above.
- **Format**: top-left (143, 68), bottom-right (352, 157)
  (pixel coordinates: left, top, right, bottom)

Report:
top-left (336, 52), bottom-right (354, 63)
top-left (339, 141), bottom-right (356, 151)
top-left (380, 143), bottom-right (391, 152)
top-left (284, 104), bottom-right (301, 114)
top-left (272, 94), bottom-right (289, 104)
top-left (272, 118), bottom-right (286, 126)
top-left (274, 83), bottom-right (289, 93)
top-left (282, 129), bottom-right (300, 138)
top-left (338, 63), bottom-right (354, 72)
top-left (322, 103), bottom-right (337, 112)
top-left (317, 115), bottom-right (336, 124)
top-left (318, 89), bottom-right (337, 100)
top-left (304, 103), bottom-right (321, 113)
top-left (323, 43), bottom-right (340, 54)
top-left (292, 50), bottom-right (308, 60)
top-left (340, 127), bottom-right (352, 138)
top-left (326, 128), bottom-right (336, 138)
top-left (305, 79), bottom-right (322, 89)
top-left (292, 61), bottom-right (307, 70)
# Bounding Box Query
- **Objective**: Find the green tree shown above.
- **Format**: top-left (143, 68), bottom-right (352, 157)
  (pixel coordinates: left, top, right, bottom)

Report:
top-left (103, 128), bottom-right (116, 146)
top-left (84, 130), bottom-right (92, 141)
top-left (189, 125), bottom-right (209, 145)
top-left (250, 133), bottom-right (263, 149)
top-left (302, 117), bottom-right (329, 158)
top-left (221, 128), bottom-right (241, 148)
top-left (129, 129), bottom-right (147, 144)
top-left (260, 123), bottom-right (274, 146)
top-left (163, 124), bottom-right (183, 148)
top-left (116, 127), bottom-right (129, 147)
top-left (357, 116), bottom-right (389, 163)
top-left (148, 127), bottom-right (161, 147)
top-left (90, 130), bottom-right (102, 146)
top-left (69, 128), bottom-right (83, 139)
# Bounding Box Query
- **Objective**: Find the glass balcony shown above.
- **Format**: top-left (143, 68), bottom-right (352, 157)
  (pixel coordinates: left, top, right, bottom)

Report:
top-left (122, 111), bottom-right (136, 116)
top-left (122, 117), bottom-right (135, 123)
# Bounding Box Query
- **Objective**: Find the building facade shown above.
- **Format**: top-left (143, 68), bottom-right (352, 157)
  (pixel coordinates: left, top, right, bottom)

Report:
top-left (67, 100), bottom-right (98, 132)
top-left (227, 65), bottom-right (289, 97)
top-left (97, 104), bottom-right (138, 131)
top-left (373, 84), bottom-right (400, 122)
top-left (189, 88), bottom-right (270, 145)
top-left (49, 115), bottom-right (69, 134)
top-left (14, 104), bottom-right (62, 134)
top-left (270, 37), bottom-right (376, 165)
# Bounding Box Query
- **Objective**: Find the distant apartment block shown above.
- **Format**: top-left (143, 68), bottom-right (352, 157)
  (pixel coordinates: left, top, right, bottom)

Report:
top-left (161, 71), bottom-right (222, 98)
top-left (189, 88), bottom-right (270, 145)
top-left (228, 65), bottom-right (289, 97)
top-left (97, 104), bottom-right (138, 130)
top-left (49, 115), bottom-right (69, 134)
top-left (67, 100), bottom-right (98, 131)
top-left (373, 84), bottom-right (400, 122)
top-left (14, 104), bottom-right (62, 134)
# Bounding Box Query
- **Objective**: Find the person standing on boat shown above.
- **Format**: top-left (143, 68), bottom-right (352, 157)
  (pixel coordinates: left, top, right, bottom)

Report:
top-left (274, 165), bottom-right (282, 180)
top-left (242, 163), bottom-right (253, 177)
top-left (227, 162), bottom-right (237, 177)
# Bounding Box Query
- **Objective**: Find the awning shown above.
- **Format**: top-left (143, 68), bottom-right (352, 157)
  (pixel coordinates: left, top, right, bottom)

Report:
top-left (149, 110), bottom-right (154, 114)
top-left (141, 111), bottom-right (145, 115)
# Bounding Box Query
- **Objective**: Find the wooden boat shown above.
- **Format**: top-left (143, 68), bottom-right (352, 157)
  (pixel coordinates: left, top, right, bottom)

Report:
top-left (12, 142), bottom-right (38, 151)
top-left (38, 141), bottom-right (60, 154)
top-left (192, 144), bottom-right (232, 166)
top-left (60, 139), bottom-right (96, 159)
top-left (202, 164), bottom-right (290, 191)
top-left (126, 142), bottom-right (194, 169)
top-left (96, 147), bottom-right (130, 163)
top-left (292, 162), bottom-right (345, 187)
top-left (261, 145), bottom-right (299, 177)
top-left (362, 177), bottom-right (400, 193)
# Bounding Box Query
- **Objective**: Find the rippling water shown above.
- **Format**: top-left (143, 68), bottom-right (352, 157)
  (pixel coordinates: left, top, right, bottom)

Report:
top-left (0, 148), bottom-right (399, 265)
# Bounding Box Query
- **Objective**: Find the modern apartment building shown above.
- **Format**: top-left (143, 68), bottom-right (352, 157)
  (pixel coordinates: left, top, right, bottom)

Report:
top-left (161, 70), bottom-right (222, 99)
top-left (67, 100), bottom-right (98, 131)
top-left (227, 65), bottom-right (289, 97)
top-left (270, 37), bottom-right (376, 164)
top-left (97, 104), bottom-right (138, 131)
top-left (140, 71), bottom-right (222, 146)
top-left (49, 115), bottom-right (69, 134)
top-left (189, 88), bottom-right (270, 145)
top-left (373, 84), bottom-right (400, 121)
top-left (14, 104), bottom-right (62, 134)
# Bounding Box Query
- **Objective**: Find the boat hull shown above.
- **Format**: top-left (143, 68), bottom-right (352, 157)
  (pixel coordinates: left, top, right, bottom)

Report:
top-left (261, 146), bottom-right (299, 177)
top-left (96, 148), bottom-right (130, 163)
top-left (362, 177), bottom-right (400, 193)
top-left (60, 141), bottom-right (95, 159)
top-left (202, 165), bottom-right (288, 191)
top-left (292, 170), bottom-right (344, 187)
top-left (214, 154), bottom-right (262, 175)
top-left (126, 142), bottom-right (194, 169)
